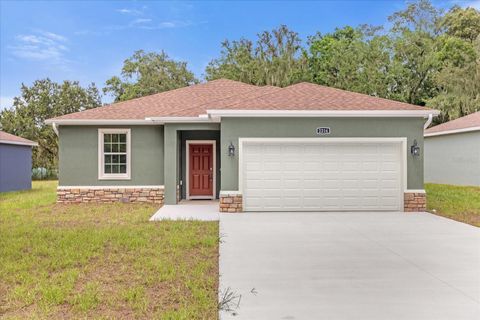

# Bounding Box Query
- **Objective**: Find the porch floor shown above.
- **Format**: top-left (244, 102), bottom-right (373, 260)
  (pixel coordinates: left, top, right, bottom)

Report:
top-left (149, 200), bottom-right (219, 221)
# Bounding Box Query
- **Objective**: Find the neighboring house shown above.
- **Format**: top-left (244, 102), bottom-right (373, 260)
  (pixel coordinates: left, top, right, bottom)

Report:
top-left (0, 131), bottom-right (38, 192)
top-left (424, 111), bottom-right (480, 186)
top-left (45, 79), bottom-right (439, 212)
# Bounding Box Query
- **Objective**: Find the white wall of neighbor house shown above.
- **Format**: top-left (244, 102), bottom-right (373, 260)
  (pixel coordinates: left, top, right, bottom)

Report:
top-left (424, 131), bottom-right (480, 186)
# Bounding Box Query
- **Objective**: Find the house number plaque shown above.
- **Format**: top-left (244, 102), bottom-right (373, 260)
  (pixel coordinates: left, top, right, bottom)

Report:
top-left (316, 127), bottom-right (331, 135)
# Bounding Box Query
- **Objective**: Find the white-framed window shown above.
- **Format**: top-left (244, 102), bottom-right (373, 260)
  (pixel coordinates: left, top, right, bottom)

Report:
top-left (98, 128), bottom-right (131, 180)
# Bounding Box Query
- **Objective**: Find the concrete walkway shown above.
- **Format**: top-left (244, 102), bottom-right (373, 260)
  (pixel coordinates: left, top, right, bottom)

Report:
top-left (219, 211), bottom-right (480, 320)
top-left (149, 200), bottom-right (219, 221)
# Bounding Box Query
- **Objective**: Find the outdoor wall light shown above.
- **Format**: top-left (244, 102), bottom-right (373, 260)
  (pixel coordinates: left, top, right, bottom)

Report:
top-left (228, 142), bottom-right (235, 157)
top-left (411, 139), bottom-right (420, 157)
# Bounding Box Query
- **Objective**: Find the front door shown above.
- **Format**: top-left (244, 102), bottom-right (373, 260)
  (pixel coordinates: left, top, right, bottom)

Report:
top-left (189, 144), bottom-right (214, 198)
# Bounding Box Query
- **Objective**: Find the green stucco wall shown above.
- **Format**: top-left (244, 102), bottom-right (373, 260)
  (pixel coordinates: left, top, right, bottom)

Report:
top-left (58, 125), bottom-right (164, 186)
top-left (220, 117), bottom-right (425, 190)
top-left (163, 123), bottom-right (221, 204)
top-left (425, 131), bottom-right (480, 186)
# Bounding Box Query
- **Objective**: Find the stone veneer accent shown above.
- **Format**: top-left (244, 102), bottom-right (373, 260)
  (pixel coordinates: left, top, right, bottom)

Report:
top-left (57, 187), bottom-right (164, 204)
top-left (404, 191), bottom-right (426, 212)
top-left (219, 191), bottom-right (425, 213)
top-left (219, 192), bottom-right (243, 213)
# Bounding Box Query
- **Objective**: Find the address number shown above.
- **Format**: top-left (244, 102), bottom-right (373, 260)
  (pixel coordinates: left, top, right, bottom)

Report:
top-left (316, 127), bottom-right (331, 135)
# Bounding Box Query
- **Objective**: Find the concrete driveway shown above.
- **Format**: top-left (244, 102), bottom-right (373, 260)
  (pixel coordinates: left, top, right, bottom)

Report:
top-left (219, 212), bottom-right (480, 320)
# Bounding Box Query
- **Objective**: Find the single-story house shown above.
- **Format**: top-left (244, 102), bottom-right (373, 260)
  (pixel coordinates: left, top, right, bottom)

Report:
top-left (45, 79), bottom-right (439, 212)
top-left (0, 131), bottom-right (38, 192)
top-left (424, 111), bottom-right (480, 186)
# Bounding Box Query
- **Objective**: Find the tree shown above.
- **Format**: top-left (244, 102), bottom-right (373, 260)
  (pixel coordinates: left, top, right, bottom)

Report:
top-left (427, 6), bottom-right (480, 123)
top-left (0, 79), bottom-right (101, 169)
top-left (387, 0), bottom-right (443, 105)
top-left (205, 25), bottom-right (307, 87)
top-left (103, 50), bottom-right (198, 102)
top-left (440, 5), bottom-right (480, 42)
top-left (306, 25), bottom-right (392, 98)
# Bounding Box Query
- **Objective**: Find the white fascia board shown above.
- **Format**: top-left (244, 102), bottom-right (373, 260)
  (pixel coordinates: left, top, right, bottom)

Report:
top-left (206, 109), bottom-right (440, 118)
top-left (0, 140), bottom-right (38, 147)
top-left (145, 115), bottom-right (219, 123)
top-left (45, 119), bottom-right (156, 125)
top-left (424, 126), bottom-right (480, 137)
top-left (45, 116), bottom-right (218, 126)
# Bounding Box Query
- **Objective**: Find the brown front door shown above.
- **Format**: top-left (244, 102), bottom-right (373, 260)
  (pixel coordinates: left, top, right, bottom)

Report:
top-left (189, 144), bottom-right (213, 197)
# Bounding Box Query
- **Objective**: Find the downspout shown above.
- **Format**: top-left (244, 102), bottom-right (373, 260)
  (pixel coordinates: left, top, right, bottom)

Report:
top-left (52, 122), bottom-right (59, 136)
top-left (423, 114), bottom-right (433, 130)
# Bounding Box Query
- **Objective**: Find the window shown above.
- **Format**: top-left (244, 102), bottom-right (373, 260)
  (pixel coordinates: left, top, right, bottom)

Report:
top-left (98, 129), bottom-right (131, 180)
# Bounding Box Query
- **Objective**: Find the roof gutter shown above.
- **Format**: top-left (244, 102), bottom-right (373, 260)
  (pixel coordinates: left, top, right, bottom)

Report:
top-left (145, 115), bottom-right (218, 123)
top-left (0, 140), bottom-right (38, 147)
top-left (45, 115), bottom-right (218, 126)
top-left (423, 113), bottom-right (433, 130)
top-left (52, 122), bottom-right (59, 136)
top-left (206, 109), bottom-right (440, 118)
top-left (44, 119), bottom-right (159, 125)
top-left (44, 110), bottom-right (440, 126)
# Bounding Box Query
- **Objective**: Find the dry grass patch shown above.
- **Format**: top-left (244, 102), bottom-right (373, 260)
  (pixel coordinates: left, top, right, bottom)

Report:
top-left (0, 181), bottom-right (219, 319)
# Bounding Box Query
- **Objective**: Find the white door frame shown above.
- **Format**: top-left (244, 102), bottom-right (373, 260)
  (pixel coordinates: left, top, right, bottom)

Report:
top-left (186, 140), bottom-right (216, 200)
top-left (238, 137), bottom-right (407, 211)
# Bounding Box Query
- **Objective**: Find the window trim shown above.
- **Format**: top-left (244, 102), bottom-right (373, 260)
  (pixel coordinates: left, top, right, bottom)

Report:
top-left (98, 128), bottom-right (131, 180)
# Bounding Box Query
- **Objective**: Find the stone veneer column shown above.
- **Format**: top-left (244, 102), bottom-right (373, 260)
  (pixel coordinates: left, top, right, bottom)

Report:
top-left (57, 187), bottom-right (164, 204)
top-left (404, 191), bottom-right (426, 212)
top-left (219, 192), bottom-right (242, 213)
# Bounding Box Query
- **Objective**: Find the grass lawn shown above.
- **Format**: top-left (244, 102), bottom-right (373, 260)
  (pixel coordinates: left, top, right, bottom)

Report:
top-left (426, 183), bottom-right (480, 227)
top-left (0, 181), bottom-right (219, 319)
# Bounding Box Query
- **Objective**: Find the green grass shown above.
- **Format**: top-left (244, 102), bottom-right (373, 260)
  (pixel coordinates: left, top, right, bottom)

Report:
top-left (426, 183), bottom-right (480, 227)
top-left (0, 181), bottom-right (219, 319)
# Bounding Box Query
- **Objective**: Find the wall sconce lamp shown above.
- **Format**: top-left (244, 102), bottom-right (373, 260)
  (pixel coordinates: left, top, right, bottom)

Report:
top-left (411, 139), bottom-right (420, 157)
top-left (228, 142), bottom-right (235, 157)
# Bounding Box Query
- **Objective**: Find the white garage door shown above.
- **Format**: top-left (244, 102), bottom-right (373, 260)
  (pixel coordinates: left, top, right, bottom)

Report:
top-left (241, 139), bottom-right (404, 211)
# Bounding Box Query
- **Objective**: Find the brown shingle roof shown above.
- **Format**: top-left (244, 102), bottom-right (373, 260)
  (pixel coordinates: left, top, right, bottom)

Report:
top-left (0, 131), bottom-right (37, 146)
top-left (425, 111), bottom-right (480, 135)
top-left (48, 79), bottom-right (433, 121)
top-left (216, 82), bottom-right (428, 111)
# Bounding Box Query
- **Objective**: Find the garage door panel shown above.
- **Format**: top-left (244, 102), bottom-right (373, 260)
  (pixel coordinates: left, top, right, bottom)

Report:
top-left (263, 161), bottom-right (281, 171)
top-left (242, 140), bottom-right (403, 211)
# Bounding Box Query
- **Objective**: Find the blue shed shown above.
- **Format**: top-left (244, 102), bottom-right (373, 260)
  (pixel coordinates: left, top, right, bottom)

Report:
top-left (0, 131), bottom-right (37, 192)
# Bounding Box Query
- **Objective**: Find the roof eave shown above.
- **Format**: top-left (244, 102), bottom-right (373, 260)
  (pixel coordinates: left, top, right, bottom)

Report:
top-left (206, 109), bottom-right (440, 118)
top-left (0, 140), bottom-right (38, 147)
top-left (44, 109), bottom-right (440, 126)
top-left (424, 126), bottom-right (480, 137)
top-left (45, 119), bottom-right (158, 125)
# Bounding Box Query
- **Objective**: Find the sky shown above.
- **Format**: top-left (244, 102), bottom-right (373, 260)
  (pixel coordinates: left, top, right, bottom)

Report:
top-left (1, 0), bottom-right (479, 109)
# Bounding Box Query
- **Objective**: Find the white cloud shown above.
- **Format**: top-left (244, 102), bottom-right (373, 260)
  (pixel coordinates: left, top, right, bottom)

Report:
top-left (136, 20), bottom-right (194, 30)
top-left (37, 30), bottom-right (67, 42)
top-left (9, 30), bottom-right (69, 63)
top-left (0, 96), bottom-right (14, 110)
top-left (116, 8), bottom-right (143, 15)
top-left (131, 18), bottom-right (152, 25)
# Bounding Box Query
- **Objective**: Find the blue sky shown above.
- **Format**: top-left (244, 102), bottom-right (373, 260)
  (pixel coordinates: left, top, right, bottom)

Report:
top-left (1, 0), bottom-right (479, 109)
